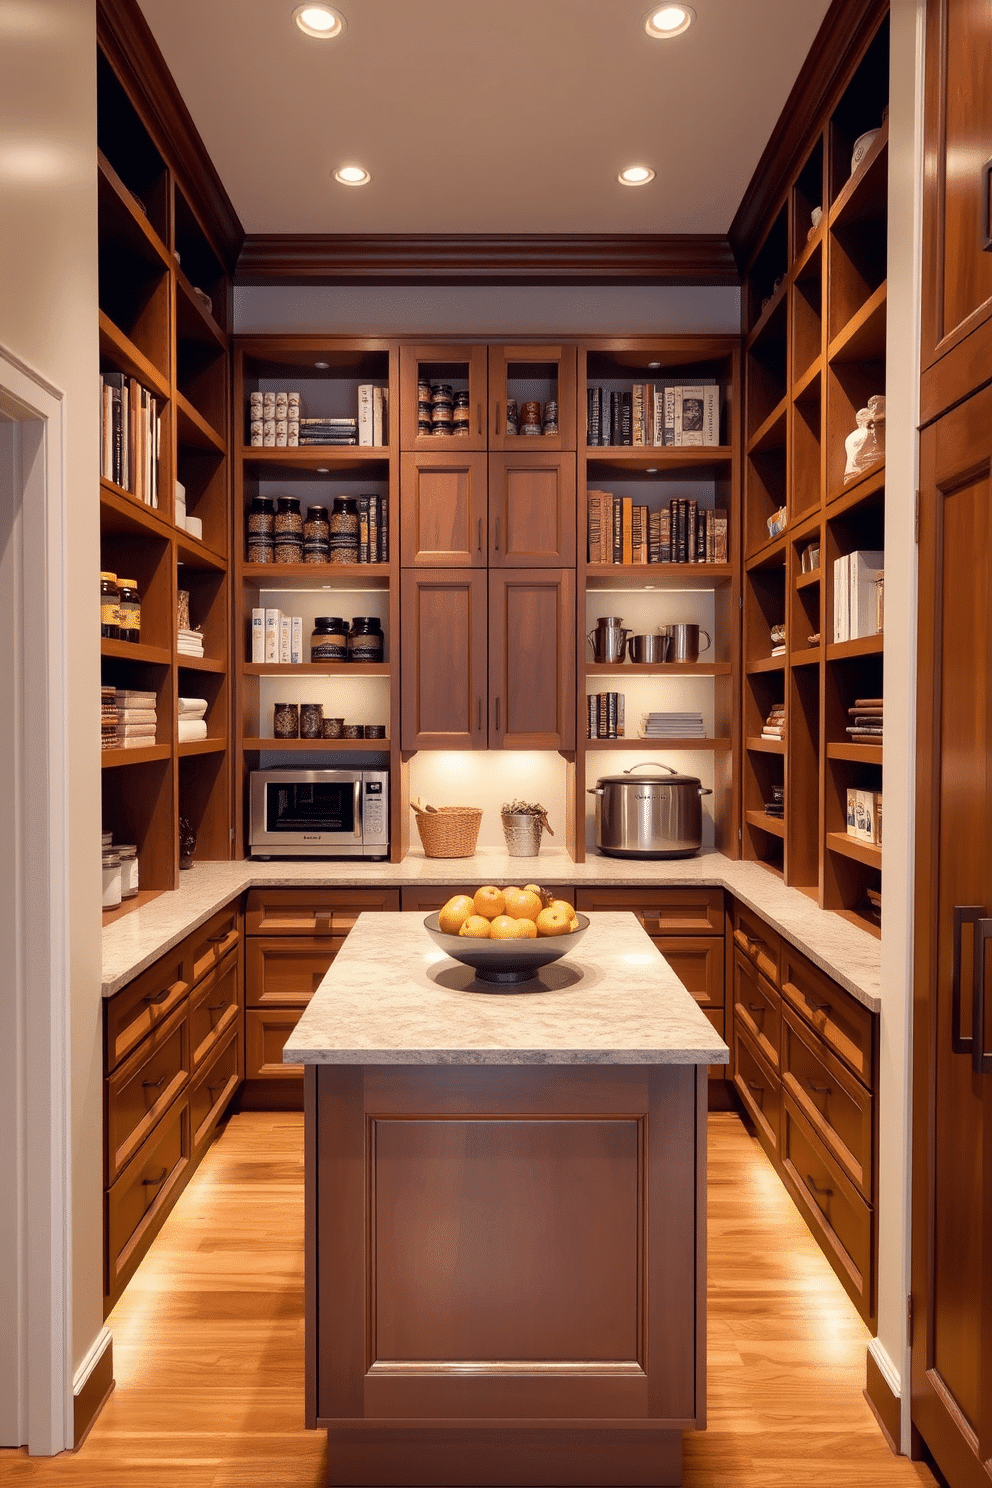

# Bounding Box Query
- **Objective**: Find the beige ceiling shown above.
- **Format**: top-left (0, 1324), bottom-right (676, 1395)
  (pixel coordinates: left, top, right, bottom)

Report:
top-left (137, 0), bottom-right (832, 236)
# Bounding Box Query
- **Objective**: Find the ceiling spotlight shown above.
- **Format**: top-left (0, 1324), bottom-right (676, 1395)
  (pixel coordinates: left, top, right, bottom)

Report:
top-left (648, 361), bottom-right (661, 368)
top-left (644, 5), bottom-right (695, 38)
top-left (619, 165), bottom-right (655, 186)
top-left (314, 361), bottom-right (329, 368)
top-left (293, 4), bottom-right (345, 38)
top-left (334, 164), bottom-right (371, 185)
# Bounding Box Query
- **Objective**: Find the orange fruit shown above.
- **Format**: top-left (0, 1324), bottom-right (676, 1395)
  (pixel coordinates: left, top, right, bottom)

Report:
top-left (515, 918), bottom-right (538, 939)
top-left (536, 905), bottom-right (571, 937)
top-left (473, 885), bottom-right (505, 919)
top-left (490, 915), bottom-right (521, 939)
top-left (550, 899), bottom-right (575, 920)
top-left (504, 887), bottom-right (542, 921)
top-left (437, 894), bottom-right (476, 935)
top-left (459, 915), bottom-right (493, 939)
top-left (568, 917), bottom-right (580, 933)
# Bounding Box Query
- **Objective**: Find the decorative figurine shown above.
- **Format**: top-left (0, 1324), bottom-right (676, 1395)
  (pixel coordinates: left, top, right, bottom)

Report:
top-left (844, 394), bottom-right (885, 481)
top-left (179, 815), bottom-right (197, 870)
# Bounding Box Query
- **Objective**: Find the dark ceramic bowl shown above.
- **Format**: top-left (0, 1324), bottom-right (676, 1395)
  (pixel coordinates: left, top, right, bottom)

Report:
top-left (423, 911), bottom-right (590, 985)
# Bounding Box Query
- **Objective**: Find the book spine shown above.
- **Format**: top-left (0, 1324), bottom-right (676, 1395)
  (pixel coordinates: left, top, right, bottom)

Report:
top-left (660, 507), bottom-right (671, 563)
top-left (358, 495), bottom-right (370, 563)
top-left (368, 494), bottom-right (379, 564)
top-left (264, 608), bottom-right (280, 664)
top-left (251, 608), bottom-right (265, 664)
top-left (378, 495), bottom-right (388, 562)
top-left (373, 386), bottom-right (384, 446)
top-left (279, 615), bottom-right (291, 664)
top-left (687, 500), bottom-right (698, 562)
top-left (847, 788), bottom-right (857, 833)
top-left (678, 499), bottom-right (688, 562)
top-left (644, 385), bottom-right (655, 446)
top-left (632, 384), bottom-right (644, 446)
top-left (597, 693), bottom-right (608, 739)
top-left (704, 386), bottom-right (720, 446)
top-left (607, 692), bottom-right (618, 739)
top-left (587, 693), bottom-right (598, 739)
top-left (622, 497), bottom-right (633, 565)
top-left (612, 496), bottom-right (623, 565)
top-left (652, 385), bottom-right (665, 447)
top-left (648, 508), bottom-right (661, 564)
top-left (357, 384), bottom-right (373, 446)
top-left (617, 693), bottom-right (625, 738)
top-left (696, 507), bottom-right (707, 562)
top-left (587, 387), bottom-right (601, 446)
top-left (713, 509), bottom-right (727, 563)
top-left (664, 385), bottom-right (676, 446)
top-left (291, 615), bottom-right (303, 665)
top-left (673, 386), bottom-right (683, 446)
top-left (600, 387), bottom-right (612, 447)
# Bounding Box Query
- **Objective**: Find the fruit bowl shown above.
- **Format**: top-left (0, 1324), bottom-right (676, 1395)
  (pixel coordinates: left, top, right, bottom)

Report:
top-left (423, 912), bottom-right (591, 985)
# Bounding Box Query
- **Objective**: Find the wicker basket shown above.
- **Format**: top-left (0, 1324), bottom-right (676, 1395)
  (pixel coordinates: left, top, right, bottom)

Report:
top-left (414, 806), bottom-right (483, 859)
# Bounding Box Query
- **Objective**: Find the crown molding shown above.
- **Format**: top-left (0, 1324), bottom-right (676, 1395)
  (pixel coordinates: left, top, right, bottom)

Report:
top-left (235, 234), bottom-right (740, 287)
top-left (729, 0), bottom-right (890, 270)
top-left (97, 0), bottom-right (243, 271)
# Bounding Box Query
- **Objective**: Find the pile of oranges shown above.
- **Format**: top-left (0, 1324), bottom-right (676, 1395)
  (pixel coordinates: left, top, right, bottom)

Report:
top-left (438, 885), bottom-right (578, 940)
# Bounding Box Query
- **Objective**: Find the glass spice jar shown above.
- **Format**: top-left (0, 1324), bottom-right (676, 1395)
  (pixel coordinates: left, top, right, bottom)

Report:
top-left (100, 572), bottom-right (121, 640)
top-left (329, 497), bottom-right (360, 565)
top-left (247, 497), bottom-right (276, 563)
top-left (348, 616), bottom-right (384, 664)
top-left (310, 616), bottom-right (349, 662)
top-left (102, 849), bottom-right (122, 909)
top-left (299, 702), bottom-right (323, 739)
top-left (117, 578), bottom-right (141, 643)
top-left (273, 702), bottom-right (299, 739)
top-left (274, 496), bottom-right (303, 564)
top-left (116, 844), bottom-right (139, 898)
top-left (303, 505), bottom-right (330, 564)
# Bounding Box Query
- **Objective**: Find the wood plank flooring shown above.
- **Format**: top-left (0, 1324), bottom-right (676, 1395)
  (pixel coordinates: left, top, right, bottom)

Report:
top-left (0, 1110), bottom-right (937, 1486)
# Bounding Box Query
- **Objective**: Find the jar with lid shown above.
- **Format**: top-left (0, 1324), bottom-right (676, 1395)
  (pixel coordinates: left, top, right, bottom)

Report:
top-left (274, 496), bottom-right (303, 564)
top-left (348, 616), bottom-right (384, 664)
top-left (117, 578), bottom-right (141, 643)
top-left (100, 572), bottom-right (120, 640)
top-left (116, 844), bottom-right (139, 899)
top-left (247, 496), bottom-right (276, 563)
top-left (102, 849), bottom-right (122, 909)
top-left (304, 505), bottom-right (330, 564)
top-left (310, 615), bottom-right (349, 662)
top-left (329, 497), bottom-right (360, 565)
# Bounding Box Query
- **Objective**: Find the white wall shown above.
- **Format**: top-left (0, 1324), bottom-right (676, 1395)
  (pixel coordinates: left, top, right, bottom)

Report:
top-left (0, 0), bottom-right (103, 1396)
top-left (872, 0), bottom-right (924, 1450)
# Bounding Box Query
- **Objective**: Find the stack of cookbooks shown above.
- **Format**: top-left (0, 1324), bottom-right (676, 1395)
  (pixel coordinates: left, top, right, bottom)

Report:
top-left (764, 784), bottom-right (784, 819)
top-left (297, 416), bottom-right (357, 446)
top-left (762, 703), bottom-right (785, 741)
top-left (639, 711), bottom-right (705, 738)
top-left (846, 697), bottom-right (882, 744)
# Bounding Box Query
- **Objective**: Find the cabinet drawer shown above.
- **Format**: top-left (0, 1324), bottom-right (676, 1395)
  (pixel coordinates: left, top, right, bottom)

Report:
top-left (246, 937), bottom-right (339, 1008)
top-left (574, 887), bottom-right (724, 936)
top-left (246, 1008), bottom-right (305, 1080)
top-left (104, 1001), bottom-right (189, 1185)
top-left (105, 948), bottom-right (189, 1074)
top-left (188, 948), bottom-right (240, 1070)
top-left (781, 1007), bottom-right (873, 1200)
top-left (400, 884), bottom-right (575, 914)
top-left (780, 948), bottom-right (874, 1088)
top-left (733, 904), bottom-right (781, 986)
top-left (781, 1100), bottom-right (873, 1318)
top-left (656, 936), bottom-right (725, 1011)
top-left (245, 887), bottom-right (400, 935)
top-left (186, 901), bottom-right (241, 987)
top-left (106, 1095), bottom-right (190, 1302)
top-left (190, 1028), bottom-right (240, 1158)
top-left (733, 1026), bottom-right (781, 1157)
top-left (732, 948), bottom-right (781, 1070)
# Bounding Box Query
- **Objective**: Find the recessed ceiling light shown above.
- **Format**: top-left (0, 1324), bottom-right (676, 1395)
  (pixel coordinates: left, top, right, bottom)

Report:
top-left (619, 165), bottom-right (655, 186)
top-left (644, 5), bottom-right (694, 38)
top-left (314, 361), bottom-right (329, 368)
top-left (293, 4), bottom-right (344, 39)
top-left (334, 165), bottom-right (371, 186)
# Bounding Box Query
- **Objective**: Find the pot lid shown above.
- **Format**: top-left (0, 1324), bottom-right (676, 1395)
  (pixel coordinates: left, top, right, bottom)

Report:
top-left (596, 763), bottom-right (701, 787)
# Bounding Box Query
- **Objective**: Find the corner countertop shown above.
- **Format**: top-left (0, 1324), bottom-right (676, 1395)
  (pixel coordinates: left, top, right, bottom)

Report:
top-left (283, 912), bottom-right (730, 1067)
top-left (101, 848), bottom-right (883, 1012)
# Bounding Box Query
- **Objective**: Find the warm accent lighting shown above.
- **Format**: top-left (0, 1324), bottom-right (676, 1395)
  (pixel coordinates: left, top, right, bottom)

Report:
top-left (293, 4), bottom-right (344, 38)
top-left (334, 165), bottom-right (371, 185)
top-left (644, 5), bottom-right (694, 38)
top-left (619, 165), bottom-right (655, 186)
top-left (314, 360), bottom-right (329, 368)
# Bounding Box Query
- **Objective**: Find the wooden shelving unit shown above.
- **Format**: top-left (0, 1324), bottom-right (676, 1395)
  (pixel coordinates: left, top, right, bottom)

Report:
top-left (574, 336), bottom-right (742, 863)
top-left (741, 11), bottom-right (889, 936)
top-left (97, 35), bottom-right (234, 912)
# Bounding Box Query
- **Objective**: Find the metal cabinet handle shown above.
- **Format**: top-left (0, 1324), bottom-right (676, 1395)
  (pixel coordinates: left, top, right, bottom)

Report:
top-left (805, 997), bottom-right (829, 1014)
top-left (207, 1002), bottom-right (226, 1012)
top-left (747, 1002), bottom-right (764, 1013)
top-left (208, 932), bottom-right (231, 943)
top-left (972, 915), bottom-right (992, 1075)
top-left (477, 402), bottom-right (482, 436)
top-left (807, 1174), bottom-right (833, 1200)
top-left (477, 517), bottom-right (483, 553)
top-left (142, 1168), bottom-right (169, 1187)
top-left (494, 517), bottom-right (500, 553)
top-left (745, 1079), bottom-right (763, 1093)
top-left (477, 698), bottom-right (482, 732)
top-left (982, 157), bottom-right (992, 251)
top-left (952, 905), bottom-right (984, 1056)
top-left (495, 697), bottom-right (501, 732)
top-left (142, 1075), bottom-right (166, 1089)
top-left (495, 402), bottom-right (501, 436)
top-left (806, 1078), bottom-right (832, 1096)
top-left (207, 1080), bottom-right (228, 1094)
top-left (143, 986), bottom-right (174, 1005)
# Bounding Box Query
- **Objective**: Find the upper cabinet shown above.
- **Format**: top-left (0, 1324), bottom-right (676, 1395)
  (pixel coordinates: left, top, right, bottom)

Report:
top-left (399, 343), bottom-right (489, 450)
top-left (487, 345), bottom-right (577, 451)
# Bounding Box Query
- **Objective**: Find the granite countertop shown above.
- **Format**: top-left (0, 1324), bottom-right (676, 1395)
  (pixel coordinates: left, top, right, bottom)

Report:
top-left (101, 847), bottom-right (883, 1011)
top-left (283, 912), bottom-right (730, 1067)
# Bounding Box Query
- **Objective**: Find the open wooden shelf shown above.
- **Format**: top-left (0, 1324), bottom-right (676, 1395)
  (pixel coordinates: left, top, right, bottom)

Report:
top-left (827, 741), bottom-right (883, 763)
top-left (746, 396), bottom-right (789, 456)
top-left (178, 737), bottom-right (228, 758)
top-left (826, 634), bottom-right (883, 661)
top-left (826, 830), bottom-right (882, 870)
top-left (242, 736), bottom-right (390, 752)
top-left (585, 737), bottom-right (732, 751)
top-left (101, 743), bottom-right (172, 769)
top-left (243, 662), bottom-right (389, 677)
top-left (746, 736), bottom-right (785, 755)
top-left (585, 563), bottom-right (732, 589)
top-left (101, 637), bottom-right (171, 666)
top-left (795, 567), bottom-right (821, 590)
top-left (746, 655), bottom-right (786, 674)
top-left (585, 662), bottom-right (731, 677)
top-left (99, 312), bottom-right (171, 402)
top-left (240, 562), bottom-right (390, 588)
top-left (745, 809), bottom-right (786, 838)
top-left (176, 655), bottom-right (227, 674)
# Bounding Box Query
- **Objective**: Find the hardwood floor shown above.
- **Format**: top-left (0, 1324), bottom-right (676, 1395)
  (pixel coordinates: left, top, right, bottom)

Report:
top-left (1, 1110), bottom-right (937, 1487)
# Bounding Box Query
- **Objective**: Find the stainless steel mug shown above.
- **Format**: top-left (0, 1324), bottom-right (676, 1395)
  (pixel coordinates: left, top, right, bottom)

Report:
top-left (587, 618), bottom-right (630, 663)
top-left (669, 624), bottom-right (712, 663)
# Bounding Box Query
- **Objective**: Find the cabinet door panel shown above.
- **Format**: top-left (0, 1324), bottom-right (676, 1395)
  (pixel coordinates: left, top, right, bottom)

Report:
top-left (399, 343), bottom-right (487, 450)
top-left (488, 569), bottom-right (575, 750)
top-left (488, 344), bottom-right (577, 450)
top-left (400, 452), bottom-right (487, 566)
top-left (246, 1008), bottom-right (305, 1080)
top-left (401, 570), bottom-right (488, 750)
top-left (488, 452), bottom-right (576, 566)
top-left (104, 1000), bottom-right (189, 1185)
top-left (246, 937), bottom-right (339, 1008)
top-left (573, 887), bottom-right (724, 936)
top-left (189, 1029), bottom-right (240, 1158)
top-left (246, 887), bottom-right (400, 935)
top-left (188, 948), bottom-right (241, 1070)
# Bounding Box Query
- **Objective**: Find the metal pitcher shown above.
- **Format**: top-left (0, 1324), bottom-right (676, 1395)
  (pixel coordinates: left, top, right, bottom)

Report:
top-left (668, 624), bottom-right (712, 663)
top-left (587, 617), bottom-right (630, 664)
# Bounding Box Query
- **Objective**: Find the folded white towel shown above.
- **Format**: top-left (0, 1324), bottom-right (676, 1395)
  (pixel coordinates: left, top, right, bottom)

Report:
top-left (117, 723), bottom-right (156, 738)
top-left (118, 709), bottom-right (157, 724)
top-left (178, 719), bottom-right (208, 742)
top-left (178, 698), bottom-right (208, 717)
top-left (122, 737), bottom-right (157, 749)
top-left (115, 690), bottom-right (156, 706)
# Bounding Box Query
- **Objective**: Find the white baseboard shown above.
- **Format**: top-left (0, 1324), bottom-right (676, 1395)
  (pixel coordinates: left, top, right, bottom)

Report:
top-left (72, 1328), bottom-right (112, 1399)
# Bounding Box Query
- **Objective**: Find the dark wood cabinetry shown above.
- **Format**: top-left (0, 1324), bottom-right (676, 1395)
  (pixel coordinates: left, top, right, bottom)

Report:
top-left (400, 452), bottom-right (488, 566)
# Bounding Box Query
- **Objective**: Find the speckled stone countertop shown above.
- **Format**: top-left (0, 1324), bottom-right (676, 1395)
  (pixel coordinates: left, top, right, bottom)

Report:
top-left (283, 912), bottom-right (730, 1067)
top-left (101, 848), bottom-right (882, 1011)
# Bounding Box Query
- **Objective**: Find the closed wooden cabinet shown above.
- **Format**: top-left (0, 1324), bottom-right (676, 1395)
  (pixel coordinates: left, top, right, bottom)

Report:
top-left (400, 569), bottom-right (489, 750)
top-left (912, 388), bottom-right (992, 1488)
top-left (400, 451), bottom-right (488, 566)
top-left (488, 569), bottom-right (575, 750)
top-left (488, 343), bottom-right (577, 450)
top-left (488, 452), bottom-right (576, 566)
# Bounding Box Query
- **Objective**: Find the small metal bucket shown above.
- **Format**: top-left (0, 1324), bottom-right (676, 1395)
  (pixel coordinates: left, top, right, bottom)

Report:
top-left (501, 812), bottom-right (543, 857)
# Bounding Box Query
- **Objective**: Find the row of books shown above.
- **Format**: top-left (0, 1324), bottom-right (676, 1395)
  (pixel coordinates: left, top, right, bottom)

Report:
top-left (587, 492), bottom-right (729, 565)
top-left (101, 373), bottom-right (161, 505)
top-left (251, 611), bottom-right (306, 665)
top-left (586, 693), bottom-right (625, 738)
top-left (846, 697), bottom-right (882, 745)
top-left (833, 550), bottom-right (883, 641)
top-left (846, 788), bottom-right (882, 844)
top-left (586, 384), bottom-right (721, 447)
top-left (761, 704), bottom-right (785, 741)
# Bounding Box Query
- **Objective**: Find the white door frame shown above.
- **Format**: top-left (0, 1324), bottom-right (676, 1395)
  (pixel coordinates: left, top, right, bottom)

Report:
top-left (0, 344), bottom-right (73, 1453)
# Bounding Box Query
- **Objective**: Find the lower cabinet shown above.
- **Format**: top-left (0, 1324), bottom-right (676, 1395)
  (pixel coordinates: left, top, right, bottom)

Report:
top-left (730, 904), bottom-right (878, 1326)
top-left (102, 902), bottom-right (243, 1315)
top-left (243, 888), bottom-right (401, 1109)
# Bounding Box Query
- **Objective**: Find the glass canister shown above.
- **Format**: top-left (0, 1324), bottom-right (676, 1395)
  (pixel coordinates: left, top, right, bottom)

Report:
top-left (348, 616), bottom-right (384, 663)
top-left (304, 505), bottom-right (330, 563)
top-left (247, 496), bottom-right (276, 563)
top-left (273, 702), bottom-right (299, 739)
top-left (274, 496), bottom-right (304, 563)
top-left (116, 844), bottom-right (139, 898)
top-left (102, 849), bottom-right (122, 909)
top-left (100, 572), bottom-right (120, 640)
top-left (310, 616), bottom-right (349, 662)
top-left (299, 702), bottom-right (324, 739)
top-left (117, 578), bottom-right (141, 643)
top-left (329, 497), bottom-right (360, 565)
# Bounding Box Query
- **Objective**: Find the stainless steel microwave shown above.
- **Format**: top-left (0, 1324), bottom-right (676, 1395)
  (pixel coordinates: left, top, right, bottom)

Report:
top-left (249, 769), bottom-right (389, 859)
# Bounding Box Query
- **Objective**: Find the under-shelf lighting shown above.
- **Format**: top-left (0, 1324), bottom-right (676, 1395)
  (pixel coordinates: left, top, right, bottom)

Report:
top-left (648, 361), bottom-right (661, 368)
top-left (293, 4), bottom-right (344, 38)
top-left (315, 360), bottom-right (329, 368)
top-left (644, 5), bottom-right (694, 38)
top-left (334, 164), bottom-right (371, 186)
top-left (618, 165), bottom-right (655, 186)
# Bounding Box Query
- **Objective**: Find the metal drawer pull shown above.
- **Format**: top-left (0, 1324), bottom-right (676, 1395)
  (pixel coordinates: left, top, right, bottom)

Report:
top-left (143, 988), bottom-right (172, 1005)
top-left (495, 696), bottom-right (501, 731)
top-left (495, 402), bottom-right (501, 435)
top-left (745, 1079), bottom-right (763, 1093)
top-left (747, 1002), bottom-right (764, 1013)
top-left (951, 905), bottom-right (984, 1055)
top-left (142, 1168), bottom-right (169, 1186)
top-left (477, 402), bottom-right (482, 436)
top-left (142, 1075), bottom-right (166, 1089)
top-left (478, 698), bottom-right (483, 731)
top-left (805, 997), bottom-right (829, 1013)
top-left (982, 157), bottom-right (992, 251)
top-left (478, 517), bottom-right (483, 553)
top-left (806, 1078), bottom-right (832, 1095)
top-left (807, 1175), bottom-right (833, 1199)
top-left (971, 915), bottom-right (992, 1076)
top-left (494, 516), bottom-right (500, 552)
top-left (207, 1080), bottom-right (227, 1094)
top-left (208, 931), bottom-right (233, 943)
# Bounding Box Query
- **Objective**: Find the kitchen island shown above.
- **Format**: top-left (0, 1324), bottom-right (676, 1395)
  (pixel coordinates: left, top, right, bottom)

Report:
top-left (285, 911), bottom-right (728, 1488)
